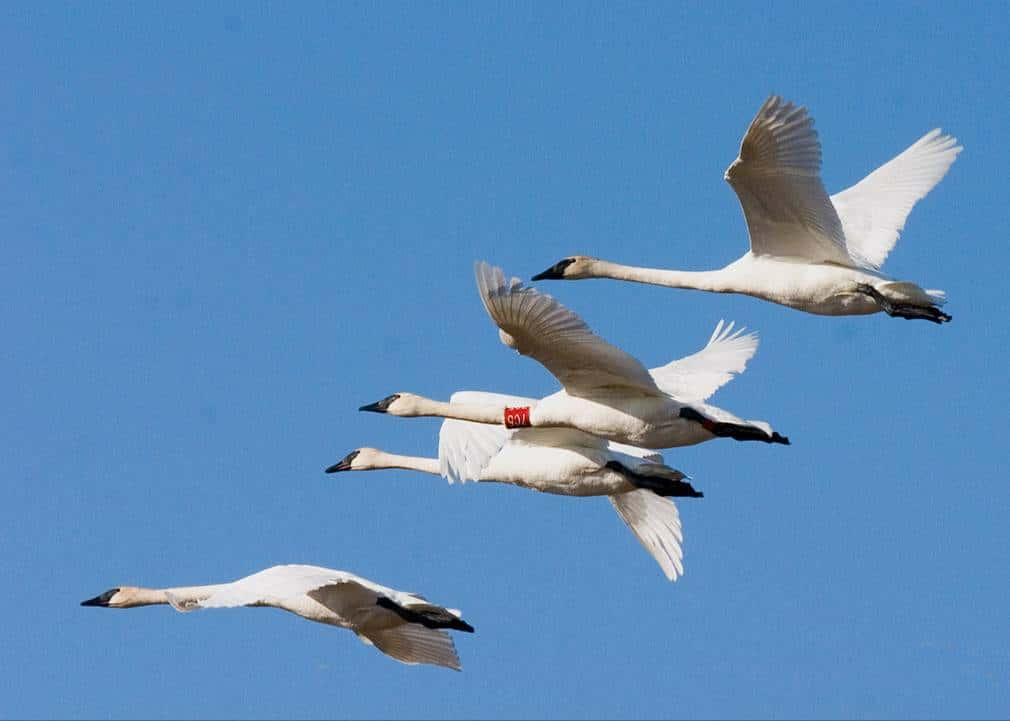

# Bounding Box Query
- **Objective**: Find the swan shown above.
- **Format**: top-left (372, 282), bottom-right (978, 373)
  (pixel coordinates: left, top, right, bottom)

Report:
top-left (360, 262), bottom-right (788, 449)
top-left (329, 392), bottom-right (701, 581)
top-left (81, 564), bottom-right (473, 670)
top-left (532, 95), bottom-right (961, 324)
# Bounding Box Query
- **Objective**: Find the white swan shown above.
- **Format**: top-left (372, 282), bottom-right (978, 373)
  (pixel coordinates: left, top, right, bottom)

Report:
top-left (81, 564), bottom-right (473, 670)
top-left (360, 262), bottom-right (787, 449)
top-left (532, 95), bottom-right (961, 324)
top-left (330, 391), bottom-right (700, 581)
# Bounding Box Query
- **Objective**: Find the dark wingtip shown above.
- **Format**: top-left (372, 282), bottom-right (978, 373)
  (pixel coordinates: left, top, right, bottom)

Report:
top-left (325, 450), bottom-right (359, 473)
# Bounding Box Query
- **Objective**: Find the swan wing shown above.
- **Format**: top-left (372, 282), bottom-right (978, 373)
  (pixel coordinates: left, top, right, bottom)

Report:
top-left (830, 129), bottom-right (962, 269)
top-left (725, 95), bottom-right (853, 265)
top-left (359, 625), bottom-right (462, 671)
top-left (475, 261), bottom-right (660, 397)
top-left (606, 440), bottom-right (664, 463)
top-left (439, 419), bottom-right (510, 484)
top-left (648, 320), bottom-right (758, 402)
top-left (438, 391), bottom-right (538, 483)
top-left (193, 564), bottom-right (382, 609)
top-left (608, 490), bottom-right (684, 581)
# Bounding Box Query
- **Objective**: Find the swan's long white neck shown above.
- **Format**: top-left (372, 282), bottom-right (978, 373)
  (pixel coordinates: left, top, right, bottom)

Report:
top-left (119, 584), bottom-right (228, 608)
top-left (398, 396), bottom-right (506, 426)
top-left (586, 259), bottom-right (730, 293)
top-left (364, 451), bottom-right (440, 476)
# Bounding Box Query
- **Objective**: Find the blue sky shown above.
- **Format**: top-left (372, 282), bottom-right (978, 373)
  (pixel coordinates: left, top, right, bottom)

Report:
top-left (3, 2), bottom-right (1008, 718)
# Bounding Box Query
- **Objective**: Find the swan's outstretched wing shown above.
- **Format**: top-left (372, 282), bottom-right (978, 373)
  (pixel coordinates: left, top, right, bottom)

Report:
top-left (609, 490), bottom-right (685, 581)
top-left (438, 391), bottom-right (536, 483)
top-left (475, 261), bottom-right (660, 397)
top-left (359, 624), bottom-right (462, 671)
top-left (831, 129), bottom-right (961, 270)
top-left (725, 96), bottom-right (853, 266)
top-left (648, 320), bottom-right (758, 402)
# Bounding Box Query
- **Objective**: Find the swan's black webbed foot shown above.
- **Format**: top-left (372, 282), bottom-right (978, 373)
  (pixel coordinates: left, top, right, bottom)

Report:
top-left (679, 407), bottom-right (790, 445)
top-left (855, 284), bottom-right (951, 324)
top-left (376, 596), bottom-right (475, 633)
top-left (605, 461), bottom-right (703, 498)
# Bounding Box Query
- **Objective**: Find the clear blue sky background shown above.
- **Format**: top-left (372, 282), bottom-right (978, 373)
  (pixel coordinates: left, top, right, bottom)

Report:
top-left (3, 3), bottom-right (1008, 719)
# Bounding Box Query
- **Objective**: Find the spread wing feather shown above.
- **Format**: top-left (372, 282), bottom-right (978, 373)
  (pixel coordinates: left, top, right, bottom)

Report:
top-left (725, 95), bottom-right (854, 266)
top-left (831, 129), bottom-right (961, 269)
top-left (475, 261), bottom-right (660, 397)
top-left (609, 490), bottom-right (685, 581)
top-left (649, 320), bottom-right (758, 402)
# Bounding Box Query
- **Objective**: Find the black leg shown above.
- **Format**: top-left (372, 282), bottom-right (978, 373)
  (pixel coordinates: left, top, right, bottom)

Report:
top-left (679, 407), bottom-right (790, 445)
top-left (855, 284), bottom-right (951, 324)
top-left (605, 461), bottom-right (703, 498)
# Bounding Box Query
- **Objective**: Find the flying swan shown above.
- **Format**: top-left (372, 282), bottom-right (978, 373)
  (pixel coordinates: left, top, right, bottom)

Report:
top-left (81, 564), bottom-right (473, 670)
top-left (360, 262), bottom-right (787, 449)
top-left (329, 392), bottom-right (700, 581)
top-left (532, 95), bottom-right (961, 324)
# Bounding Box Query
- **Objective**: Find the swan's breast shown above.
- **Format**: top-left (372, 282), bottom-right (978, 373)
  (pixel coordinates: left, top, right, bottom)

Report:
top-left (479, 443), bottom-right (631, 497)
top-left (731, 254), bottom-right (884, 314)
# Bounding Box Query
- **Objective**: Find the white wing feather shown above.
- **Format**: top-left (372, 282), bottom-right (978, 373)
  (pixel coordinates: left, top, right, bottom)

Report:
top-left (725, 95), bottom-right (853, 266)
top-left (605, 441), bottom-right (664, 464)
top-left (359, 625), bottom-right (462, 671)
top-left (438, 391), bottom-right (535, 483)
top-left (608, 490), bottom-right (685, 581)
top-left (475, 261), bottom-right (660, 397)
top-left (649, 320), bottom-right (758, 402)
top-left (831, 129), bottom-right (962, 269)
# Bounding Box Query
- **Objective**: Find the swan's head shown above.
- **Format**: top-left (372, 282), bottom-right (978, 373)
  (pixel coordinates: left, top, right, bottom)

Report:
top-left (358, 393), bottom-right (421, 416)
top-left (531, 255), bottom-right (596, 281)
top-left (80, 586), bottom-right (137, 608)
top-left (325, 447), bottom-right (387, 473)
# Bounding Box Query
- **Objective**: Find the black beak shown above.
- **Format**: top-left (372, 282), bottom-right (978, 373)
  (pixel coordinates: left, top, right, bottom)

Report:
top-left (81, 589), bottom-right (117, 607)
top-left (531, 258), bottom-right (575, 281)
top-left (359, 394), bottom-right (399, 413)
top-left (325, 450), bottom-right (359, 473)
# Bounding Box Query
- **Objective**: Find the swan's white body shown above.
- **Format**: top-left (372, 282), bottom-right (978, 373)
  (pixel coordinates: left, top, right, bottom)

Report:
top-left (334, 392), bottom-right (696, 580)
top-left (363, 263), bottom-right (785, 450)
top-left (533, 96), bottom-right (960, 321)
top-left (81, 564), bottom-right (472, 670)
